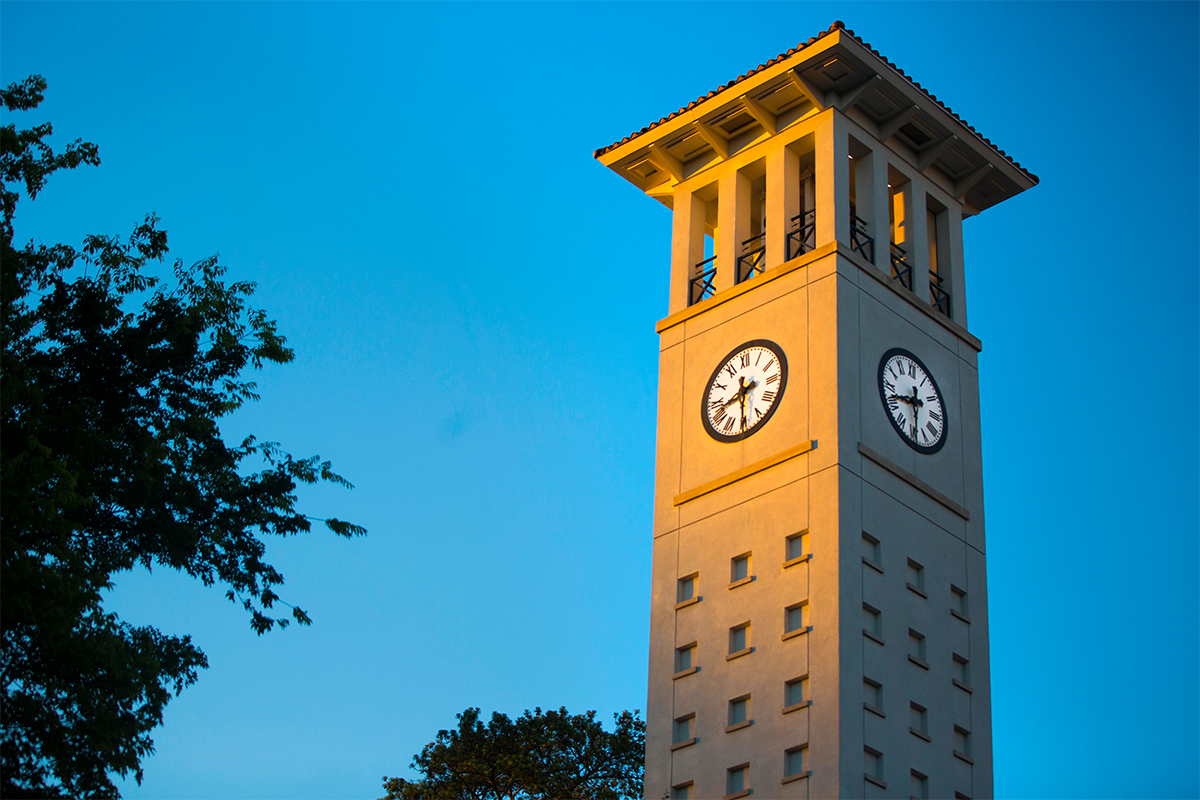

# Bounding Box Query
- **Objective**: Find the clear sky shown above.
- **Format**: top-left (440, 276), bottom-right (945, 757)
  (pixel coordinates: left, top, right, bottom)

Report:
top-left (2, 2), bottom-right (1197, 798)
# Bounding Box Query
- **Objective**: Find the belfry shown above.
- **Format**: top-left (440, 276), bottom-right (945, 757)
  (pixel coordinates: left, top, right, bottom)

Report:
top-left (595, 22), bottom-right (1036, 799)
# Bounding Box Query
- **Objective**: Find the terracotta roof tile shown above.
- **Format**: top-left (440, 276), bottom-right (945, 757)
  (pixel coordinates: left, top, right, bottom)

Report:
top-left (594, 21), bottom-right (1037, 183)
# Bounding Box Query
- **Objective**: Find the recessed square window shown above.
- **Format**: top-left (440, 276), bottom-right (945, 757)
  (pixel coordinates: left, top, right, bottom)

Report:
top-left (862, 531), bottom-right (882, 569)
top-left (730, 552), bottom-right (752, 584)
top-left (954, 725), bottom-right (972, 761)
top-left (677, 573), bottom-right (697, 604)
top-left (908, 628), bottom-right (927, 666)
top-left (911, 769), bottom-right (929, 799)
top-left (726, 764), bottom-right (749, 796)
top-left (673, 713), bottom-right (694, 745)
top-left (863, 676), bottom-right (883, 715)
top-left (951, 585), bottom-right (970, 620)
top-left (671, 783), bottom-right (693, 800)
top-left (863, 603), bottom-right (882, 642)
top-left (784, 744), bottom-right (808, 778)
top-left (864, 745), bottom-right (884, 782)
top-left (785, 530), bottom-right (810, 564)
top-left (729, 622), bottom-right (751, 655)
top-left (910, 701), bottom-right (928, 737)
top-left (785, 675), bottom-right (809, 709)
top-left (675, 643), bottom-right (697, 674)
top-left (953, 653), bottom-right (971, 687)
top-left (728, 694), bottom-right (750, 727)
top-left (907, 558), bottom-right (926, 595)
top-left (784, 601), bottom-right (810, 637)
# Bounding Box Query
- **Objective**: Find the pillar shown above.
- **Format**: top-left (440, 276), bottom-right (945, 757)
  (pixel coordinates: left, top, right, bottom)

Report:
top-left (766, 145), bottom-right (800, 267)
top-left (813, 111), bottom-right (850, 251)
top-left (852, 146), bottom-right (891, 276)
top-left (716, 169), bottom-right (751, 293)
top-left (892, 180), bottom-right (912, 288)
top-left (670, 190), bottom-right (707, 315)
top-left (945, 204), bottom-right (966, 325)
top-left (909, 178), bottom-right (931, 303)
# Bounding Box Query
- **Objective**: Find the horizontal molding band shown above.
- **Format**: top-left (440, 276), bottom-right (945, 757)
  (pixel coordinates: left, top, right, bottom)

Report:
top-left (673, 440), bottom-right (816, 507)
top-left (858, 442), bottom-right (970, 520)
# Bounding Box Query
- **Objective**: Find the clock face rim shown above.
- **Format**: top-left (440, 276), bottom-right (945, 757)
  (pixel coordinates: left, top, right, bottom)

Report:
top-left (877, 347), bottom-right (948, 455)
top-left (701, 338), bottom-right (788, 443)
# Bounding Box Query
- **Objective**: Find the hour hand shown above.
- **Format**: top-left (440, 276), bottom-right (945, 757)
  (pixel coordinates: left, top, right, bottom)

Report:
top-left (889, 393), bottom-right (914, 405)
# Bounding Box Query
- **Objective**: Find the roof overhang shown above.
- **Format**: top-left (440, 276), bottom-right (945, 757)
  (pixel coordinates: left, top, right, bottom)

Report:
top-left (595, 23), bottom-right (1037, 215)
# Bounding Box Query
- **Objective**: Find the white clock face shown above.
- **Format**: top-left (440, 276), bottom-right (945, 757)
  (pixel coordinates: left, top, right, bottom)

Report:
top-left (879, 348), bottom-right (947, 454)
top-left (702, 340), bottom-right (787, 442)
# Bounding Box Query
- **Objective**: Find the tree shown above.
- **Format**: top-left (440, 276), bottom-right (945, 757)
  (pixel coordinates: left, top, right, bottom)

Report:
top-left (0, 76), bottom-right (364, 798)
top-left (381, 707), bottom-right (645, 800)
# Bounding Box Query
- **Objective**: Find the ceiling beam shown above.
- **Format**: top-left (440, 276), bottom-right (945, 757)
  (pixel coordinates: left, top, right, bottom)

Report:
top-left (740, 95), bottom-right (777, 136)
top-left (787, 68), bottom-right (826, 111)
top-left (879, 105), bottom-right (919, 141)
top-left (917, 135), bottom-right (958, 172)
top-left (953, 163), bottom-right (992, 201)
top-left (646, 143), bottom-right (684, 183)
top-left (691, 121), bottom-right (730, 159)
top-left (838, 75), bottom-right (881, 113)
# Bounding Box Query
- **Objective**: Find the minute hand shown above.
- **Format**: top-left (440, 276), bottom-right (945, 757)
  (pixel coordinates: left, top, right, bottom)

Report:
top-left (722, 379), bottom-right (758, 407)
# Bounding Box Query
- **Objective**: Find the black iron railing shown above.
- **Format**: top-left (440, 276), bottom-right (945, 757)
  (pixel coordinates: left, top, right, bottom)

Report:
top-left (786, 210), bottom-right (816, 260)
top-left (929, 271), bottom-right (951, 317)
top-left (890, 242), bottom-right (912, 290)
top-left (690, 256), bottom-right (717, 306)
top-left (736, 233), bottom-right (766, 284)
top-left (850, 211), bottom-right (875, 264)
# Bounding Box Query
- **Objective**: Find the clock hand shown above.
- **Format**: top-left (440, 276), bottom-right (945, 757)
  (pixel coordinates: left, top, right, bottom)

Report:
top-left (738, 377), bottom-right (749, 431)
top-left (721, 378), bottom-right (746, 409)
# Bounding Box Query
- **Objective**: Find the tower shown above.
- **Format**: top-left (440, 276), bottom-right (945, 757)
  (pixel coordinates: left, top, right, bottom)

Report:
top-left (595, 23), bottom-right (1036, 800)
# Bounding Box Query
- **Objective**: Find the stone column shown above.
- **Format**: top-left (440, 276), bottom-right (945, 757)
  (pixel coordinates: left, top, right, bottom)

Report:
top-left (716, 169), bottom-right (750, 293)
top-left (944, 204), bottom-right (966, 325)
top-left (670, 190), bottom-right (707, 314)
top-left (852, 146), bottom-right (891, 276)
top-left (892, 180), bottom-right (912, 287)
top-left (766, 144), bottom-right (800, 267)
top-left (813, 111), bottom-right (850, 251)
top-left (909, 178), bottom-right (931, 304)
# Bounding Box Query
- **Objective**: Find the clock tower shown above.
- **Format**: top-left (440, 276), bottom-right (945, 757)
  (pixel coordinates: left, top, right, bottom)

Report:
top-left (595, 23), bottom-right (1036, 800)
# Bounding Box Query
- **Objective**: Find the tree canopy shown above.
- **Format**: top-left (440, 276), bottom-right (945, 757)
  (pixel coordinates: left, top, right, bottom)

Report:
top-left (0, 75), bottom-right (363, 798)
top-left (381, 707), bottom-right (645, 800)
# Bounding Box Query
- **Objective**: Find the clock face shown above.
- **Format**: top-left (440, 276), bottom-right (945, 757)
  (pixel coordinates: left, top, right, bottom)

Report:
top-left (702, 339), bottom-right (787, 442)
top-left (878, 348), bottom-right (947, 454)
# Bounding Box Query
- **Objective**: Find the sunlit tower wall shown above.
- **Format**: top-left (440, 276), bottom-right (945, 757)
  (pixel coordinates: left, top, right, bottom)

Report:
top-left (595, 22), bottom-right (1036, 800)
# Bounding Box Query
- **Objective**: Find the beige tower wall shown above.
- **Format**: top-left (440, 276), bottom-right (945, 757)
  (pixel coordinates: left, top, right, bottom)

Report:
top-left (645, 243), bottom-right (992, 799)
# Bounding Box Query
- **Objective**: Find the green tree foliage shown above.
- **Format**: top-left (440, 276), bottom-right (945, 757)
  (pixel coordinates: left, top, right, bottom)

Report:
top-left (381, 707), bottom-right (645, 800)
top-left (0, 76), bottom-right (364, 798)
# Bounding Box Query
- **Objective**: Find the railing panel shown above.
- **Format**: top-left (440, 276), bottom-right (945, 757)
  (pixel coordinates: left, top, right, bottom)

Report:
top-left (929, 271), bottom-right (951, 317)
top-left (850, 210), bottom-right (875, 264)
top-left (689, 256), bottom-right (717, 306)
top-left (890, 242), bottom-right (912, 291)
top-left (736, 233), bottom-right (766, 284)
top-left (786, 210), bottom-right (816, 261)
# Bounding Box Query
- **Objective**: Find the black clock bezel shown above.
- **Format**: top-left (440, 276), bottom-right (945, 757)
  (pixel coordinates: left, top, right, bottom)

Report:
top-left (877, 347), bottom-right (947, 455)
top-left (701, 339), bottom-right (788, 443)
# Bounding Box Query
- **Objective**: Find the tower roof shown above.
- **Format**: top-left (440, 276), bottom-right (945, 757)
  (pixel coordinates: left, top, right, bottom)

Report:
top-left (594, 21), bottom-right (1037, 213)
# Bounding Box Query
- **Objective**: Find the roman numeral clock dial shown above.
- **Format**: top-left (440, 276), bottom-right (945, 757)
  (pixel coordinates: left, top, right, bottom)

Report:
top-left (878, 348), bottom-right (947, 454)
top-left (702, 340), bottom-right (788, 443)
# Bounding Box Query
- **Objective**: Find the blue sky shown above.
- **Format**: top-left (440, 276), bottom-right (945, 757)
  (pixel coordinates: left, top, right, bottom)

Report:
top-left (2, 2), bottom-right (1197, 798)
